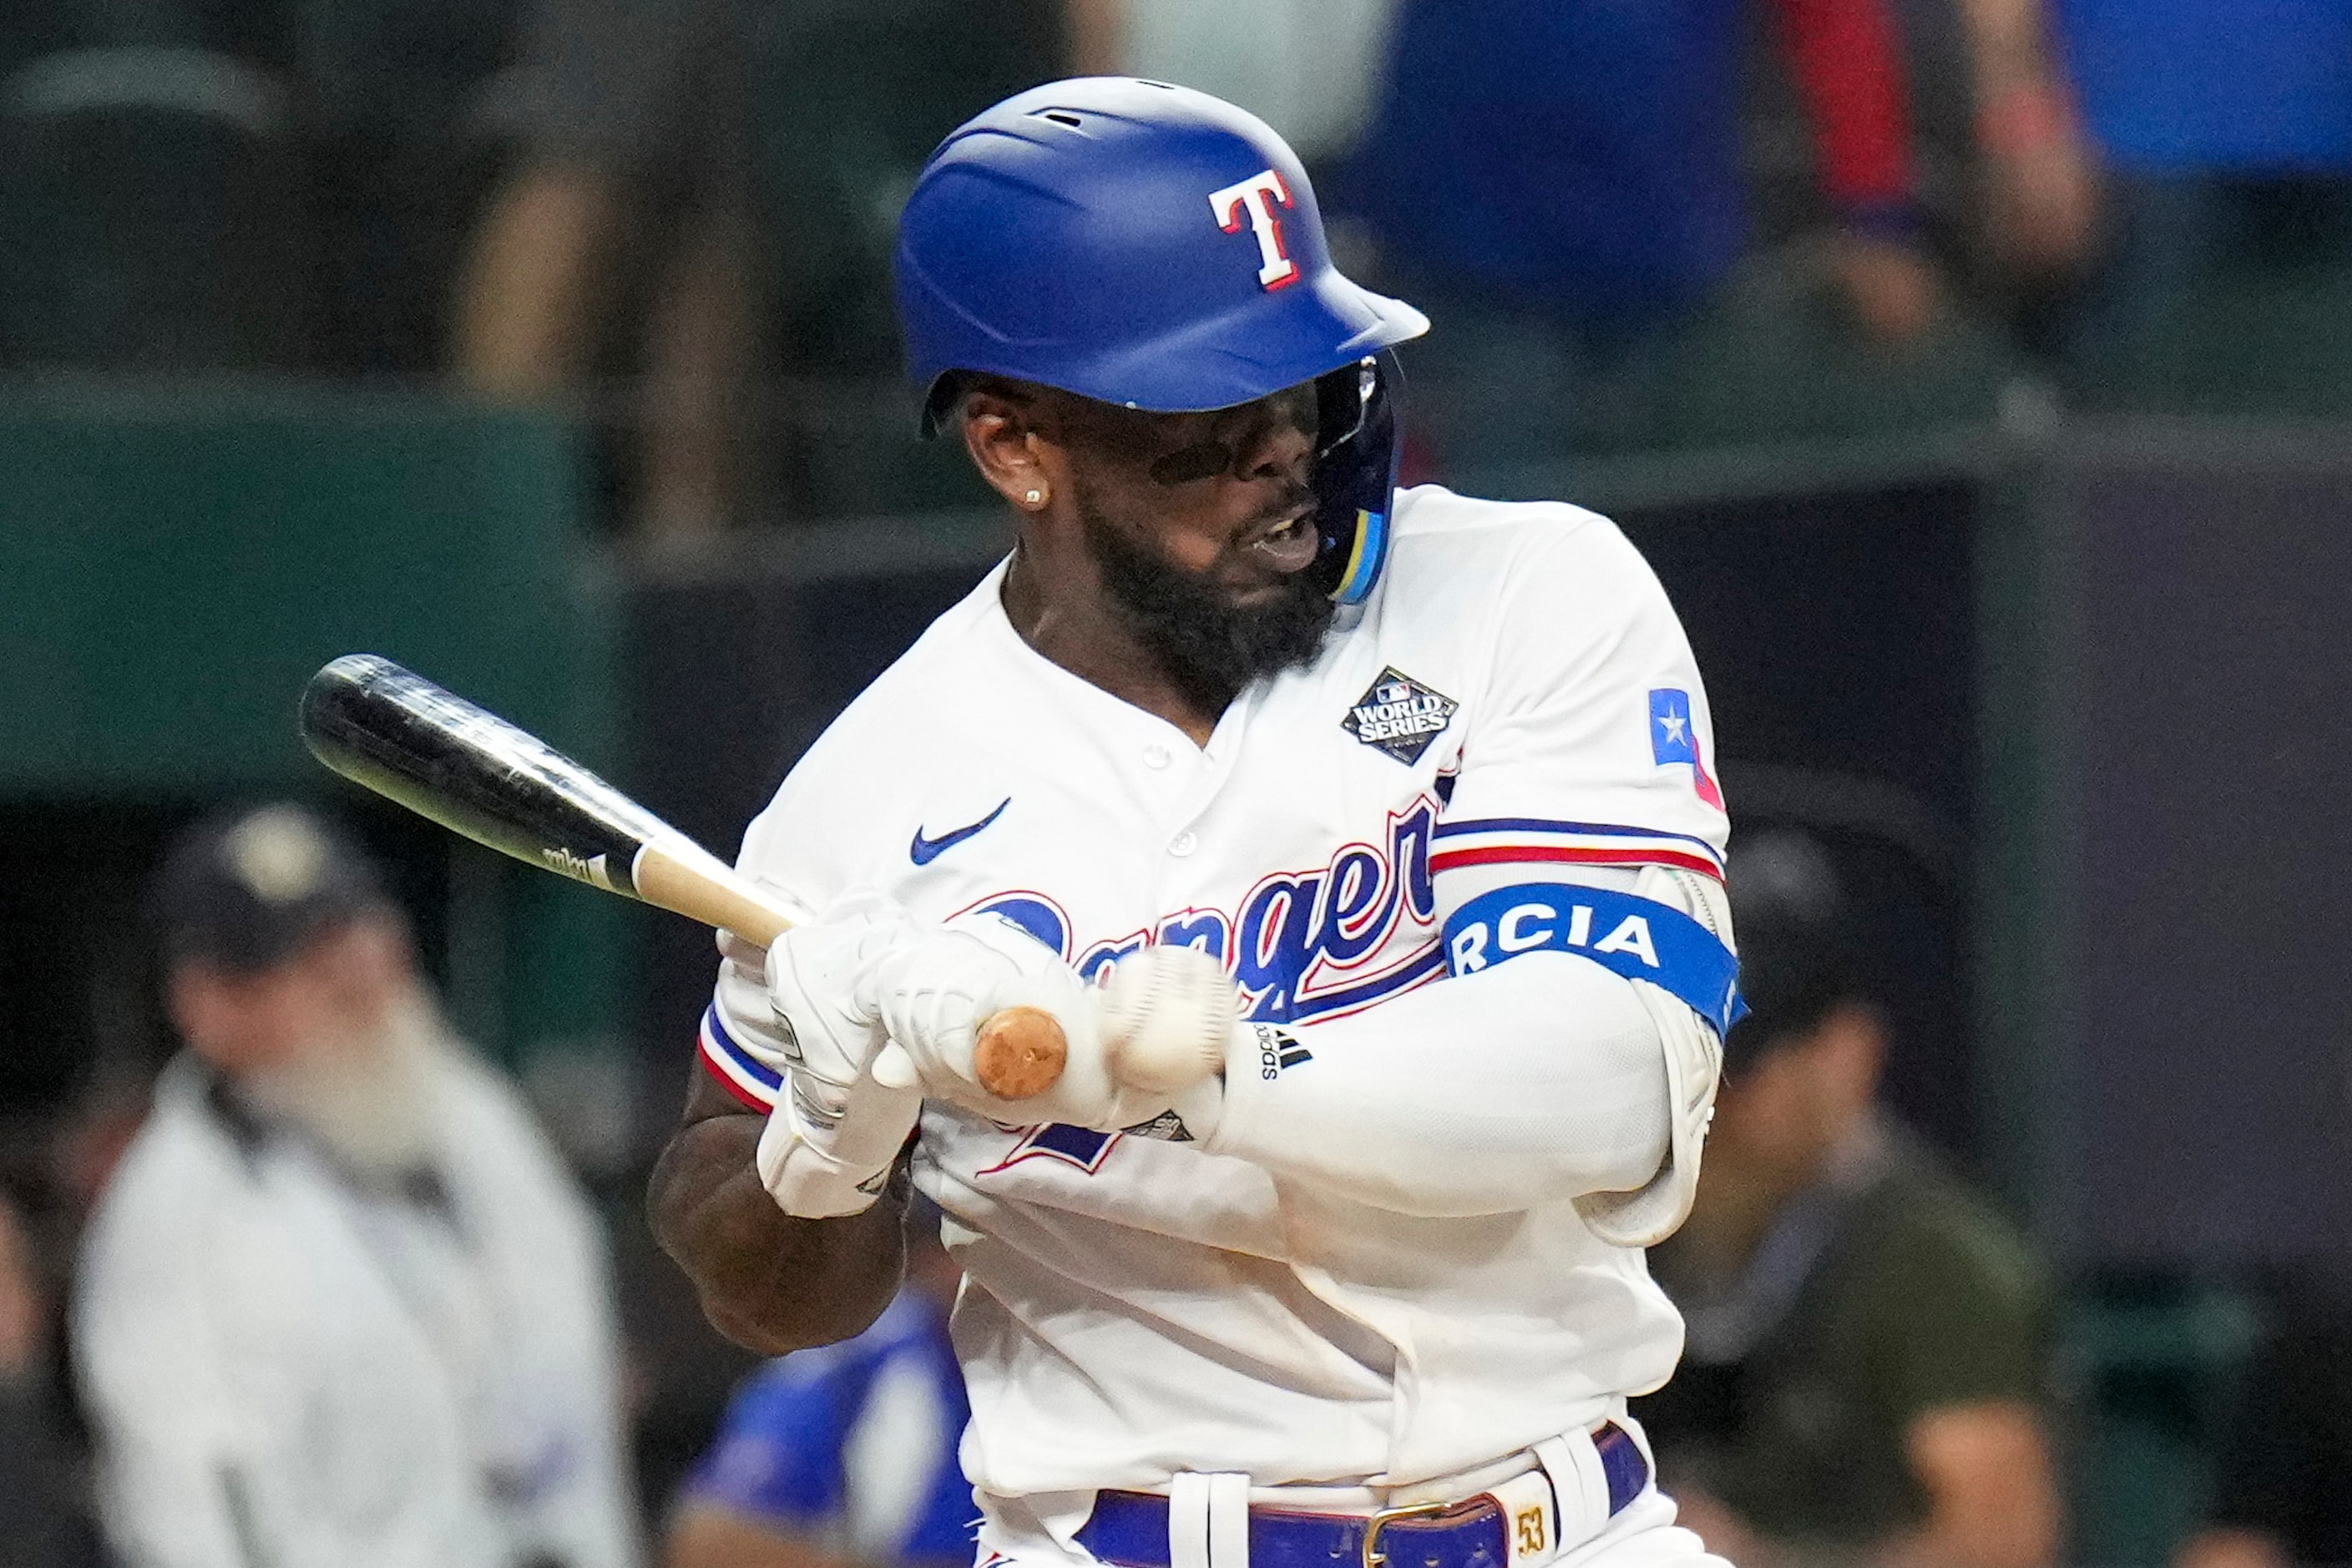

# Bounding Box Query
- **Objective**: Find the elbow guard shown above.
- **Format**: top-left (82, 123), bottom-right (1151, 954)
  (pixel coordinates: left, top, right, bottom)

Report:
top-left (1439, 862), bottom-right (1738, 1244)
top-left (1575, 865), bottom-right (1736, 1247)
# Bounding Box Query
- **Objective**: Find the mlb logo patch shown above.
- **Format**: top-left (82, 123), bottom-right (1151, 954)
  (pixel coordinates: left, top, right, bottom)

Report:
top-left (1343, 667), bottom-right (1459, 765)
top-left (1649, 688), bottom-right (1725, 810)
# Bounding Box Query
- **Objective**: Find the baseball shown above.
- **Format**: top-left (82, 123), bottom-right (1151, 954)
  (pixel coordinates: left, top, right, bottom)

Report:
top-left (1097, 944), bottom-right (1237, 1095)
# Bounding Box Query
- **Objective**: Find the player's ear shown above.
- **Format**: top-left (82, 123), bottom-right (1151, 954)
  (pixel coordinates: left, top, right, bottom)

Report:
top-left (961, 382), bottom-right (1063, 514)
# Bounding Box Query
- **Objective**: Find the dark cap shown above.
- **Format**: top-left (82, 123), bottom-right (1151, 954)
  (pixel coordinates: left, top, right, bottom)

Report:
top-left (149, 803), bottom-right (390, 976)
top-left (1722, 831), bottom-right (1861, 1075)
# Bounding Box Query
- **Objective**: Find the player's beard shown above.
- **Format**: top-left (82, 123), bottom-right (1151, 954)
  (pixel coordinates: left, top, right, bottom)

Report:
top-left (1077, 484), bottom-right (1336, 713)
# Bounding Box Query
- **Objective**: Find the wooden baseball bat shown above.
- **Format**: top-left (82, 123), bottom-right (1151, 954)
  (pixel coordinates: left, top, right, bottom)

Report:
top-left (297, 655), bottom-right (1065, 1100)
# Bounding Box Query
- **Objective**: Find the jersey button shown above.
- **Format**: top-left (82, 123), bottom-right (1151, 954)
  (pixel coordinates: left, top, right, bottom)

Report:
top-left (1167, 830), bottom-right (1198, 857)
top-left (1142, 745), bottom-right (1171, 770)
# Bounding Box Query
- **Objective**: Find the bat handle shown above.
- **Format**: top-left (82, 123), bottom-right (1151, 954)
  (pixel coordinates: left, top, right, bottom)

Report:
top-left (636, 842), bottom-right (1067, 1101)
top-left (635, 839), bottom-right (806, 948)
top-left (973, 1007), bottom-right (1068, 1100)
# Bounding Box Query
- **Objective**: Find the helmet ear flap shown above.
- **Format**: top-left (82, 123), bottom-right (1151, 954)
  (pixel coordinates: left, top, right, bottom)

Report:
top-left (1307, 352), bottom-right (1405, 604)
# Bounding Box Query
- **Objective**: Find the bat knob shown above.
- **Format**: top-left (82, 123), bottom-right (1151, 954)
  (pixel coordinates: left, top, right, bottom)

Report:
top-left (973, 1006), bottom-right (1067, 1100)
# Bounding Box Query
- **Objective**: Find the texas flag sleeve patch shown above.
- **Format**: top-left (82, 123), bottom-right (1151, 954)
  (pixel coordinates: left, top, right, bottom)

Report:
top-left (1648, 688), bottom-right (1726, 811)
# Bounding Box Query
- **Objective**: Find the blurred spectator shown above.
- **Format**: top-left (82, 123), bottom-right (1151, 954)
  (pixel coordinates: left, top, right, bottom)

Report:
top-left (2173, 1275), bottom-right (2352, 1568)
top-left (665, 1206), bottom-right (969, 1568)
top-left (74, 803), bottom-right (641, 1568)
top-left (0, 1186), bottom-right (104, 1568)
top-left (2053, 0), bottom-right (2352, 402)
top-left (455, 0), bottom-right (1066, 534)
top-left (1062, 0), bottom-right (1397, 167)
top-left (455, 0), bottom-right (766, 544)
top-left (1339, 0), bottom-right (2094, 463)
top-left (1357, 0), bottom-right (1938, 327)
top-left (1345, 0), bottom-right (1943, 464)
top-left (1636, 832), bottom-right (2061, 1568)
top-left (1956, 0), bottom-right (2099, 285)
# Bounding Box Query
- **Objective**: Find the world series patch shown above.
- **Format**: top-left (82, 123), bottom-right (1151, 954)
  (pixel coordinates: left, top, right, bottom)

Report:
top-left (1342, 667), bottom-right (1459, 765)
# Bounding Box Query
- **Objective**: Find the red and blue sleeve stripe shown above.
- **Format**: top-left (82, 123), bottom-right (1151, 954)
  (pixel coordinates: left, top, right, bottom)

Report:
top-left (699, 1004), bottom-right (782, 1111)
top-left (1429, 817), bottom-right (1727, 880)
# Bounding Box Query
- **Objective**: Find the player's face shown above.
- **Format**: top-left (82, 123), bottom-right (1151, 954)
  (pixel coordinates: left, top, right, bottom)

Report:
top-left (960, 375), bottom-right (1342, 705)
top-left (1050, 380), bottom-right (1326, 604)
top-left (1054, 382), bottom-right (1338, 701)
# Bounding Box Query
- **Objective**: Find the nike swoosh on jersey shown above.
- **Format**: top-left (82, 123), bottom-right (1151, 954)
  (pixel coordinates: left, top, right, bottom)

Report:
top-left (909, 798), bottom-right (1010, 865)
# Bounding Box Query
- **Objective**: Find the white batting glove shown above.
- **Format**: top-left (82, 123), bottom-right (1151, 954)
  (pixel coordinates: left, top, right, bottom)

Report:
top-left (755, 1062), bottom-right (922, 1217)
top-left (859, 913), bottom-right (1130, 1129)
top-left (761, 888), bottom-right (917, 1090)
top-left (868, 921), bottom-right (1237, 1132)
top-left (712, 928), bottom-right (794, 1077)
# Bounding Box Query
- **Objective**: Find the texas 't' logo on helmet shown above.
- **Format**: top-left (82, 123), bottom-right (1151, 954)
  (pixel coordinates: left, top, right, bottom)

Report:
top-left (1209, 169), bottom-right (1298, 291)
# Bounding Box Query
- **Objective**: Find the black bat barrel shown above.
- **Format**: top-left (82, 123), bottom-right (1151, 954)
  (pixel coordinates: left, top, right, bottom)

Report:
top-left (300, 654), bottom-right (674, 901)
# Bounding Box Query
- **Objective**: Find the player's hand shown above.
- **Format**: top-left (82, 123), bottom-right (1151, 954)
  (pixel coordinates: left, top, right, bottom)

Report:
top-left (713, 928), bottom-right (795, 1075)
top-left (756, 1061), bottom-right (921, 1218)
top-left (863, 912), bottom-right (1126, 1128)
top-left (758, 887), bottom-right (917, 1090)
top-left (864, 917), bottom-right (1232, 1130)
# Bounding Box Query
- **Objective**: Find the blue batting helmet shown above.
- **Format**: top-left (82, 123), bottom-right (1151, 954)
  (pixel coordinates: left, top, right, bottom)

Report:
top-left (894, 78), bottom-right (1429, 604)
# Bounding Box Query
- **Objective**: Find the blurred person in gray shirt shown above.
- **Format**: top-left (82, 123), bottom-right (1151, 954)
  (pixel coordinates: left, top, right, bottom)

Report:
top-left (74, 803), bottom-right (640, 1568)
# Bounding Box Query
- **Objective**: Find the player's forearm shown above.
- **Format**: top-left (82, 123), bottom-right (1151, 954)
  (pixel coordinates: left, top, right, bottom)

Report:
top-left (648, 1092), bottom-right (905, 1353)
top-left (1206, 953), bottom-right (1669, 1218)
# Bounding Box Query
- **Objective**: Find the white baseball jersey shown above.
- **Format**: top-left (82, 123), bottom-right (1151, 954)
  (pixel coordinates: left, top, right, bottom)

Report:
top-left (702, 484), bottom-right (1729, 1509)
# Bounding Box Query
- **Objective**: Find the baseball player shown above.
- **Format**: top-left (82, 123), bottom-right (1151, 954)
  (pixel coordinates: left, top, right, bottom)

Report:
top-left (650, 78), bottom-right (1742, 1568)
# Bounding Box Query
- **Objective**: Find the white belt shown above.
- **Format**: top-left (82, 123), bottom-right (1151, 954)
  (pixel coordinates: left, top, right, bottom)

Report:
top-left (1154, 1417), bottom-right (1653, 1568)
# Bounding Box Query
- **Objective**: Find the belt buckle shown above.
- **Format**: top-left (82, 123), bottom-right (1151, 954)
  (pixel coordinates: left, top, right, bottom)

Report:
top-left (1361, 1501), bottom-right (1450, 1568)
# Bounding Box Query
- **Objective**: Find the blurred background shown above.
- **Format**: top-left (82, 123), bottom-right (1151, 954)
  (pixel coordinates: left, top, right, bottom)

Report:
top-left (3, 0), bottom-right (2349, 1564)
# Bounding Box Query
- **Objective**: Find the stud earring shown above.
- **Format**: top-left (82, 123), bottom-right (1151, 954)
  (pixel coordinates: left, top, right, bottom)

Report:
top-left (1024, 488), bottom-right (1045, 507)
